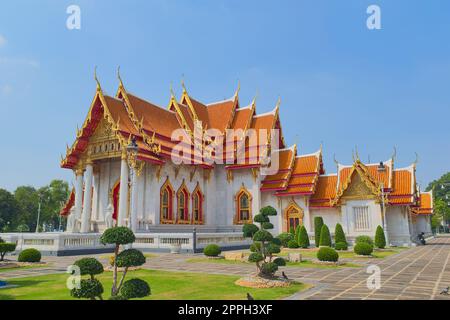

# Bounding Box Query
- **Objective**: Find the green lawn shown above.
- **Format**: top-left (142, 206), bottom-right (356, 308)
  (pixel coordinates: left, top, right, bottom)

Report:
top-left (280, 247), bottom-right (407, 260)
top-left (0, 269), bottom-right (308, 300)
top-left (0, 264), bottom-right (50, 273)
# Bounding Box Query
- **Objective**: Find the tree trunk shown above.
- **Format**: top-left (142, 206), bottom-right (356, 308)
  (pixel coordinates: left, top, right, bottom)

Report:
top-left (116, 267), bottom-right (129, 293)
top-left (111, 244), bottom-right (119, 296)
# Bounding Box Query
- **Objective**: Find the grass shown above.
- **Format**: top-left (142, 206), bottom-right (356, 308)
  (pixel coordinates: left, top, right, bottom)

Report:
top-left (0, 269), bottom-right (308, 300)
top-left (281, 247), bottom-right (407, 260)
top-left (0, 264), bottom-right (50, 273)
top-left (187, 257), bottom-right (361, 269)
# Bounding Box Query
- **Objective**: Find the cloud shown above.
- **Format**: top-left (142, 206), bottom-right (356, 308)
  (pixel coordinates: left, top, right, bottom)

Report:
top-left (0, 35), bottom-right (6, 47)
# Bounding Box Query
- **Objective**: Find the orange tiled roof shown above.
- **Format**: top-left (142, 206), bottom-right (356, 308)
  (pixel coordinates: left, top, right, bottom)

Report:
top-left (261, 146), bottom-right (296, 191)
top-left (60, 188), bottom-right (75, 216)
top-left (309, 175), bottom-right (338, 207)
top-left (388, 167), bottom-right (415, 205)
top-left (415, 192), bottom-right (433, 214)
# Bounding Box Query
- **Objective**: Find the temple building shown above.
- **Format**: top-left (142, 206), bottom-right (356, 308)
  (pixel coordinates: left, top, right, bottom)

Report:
top-left (57, 73), bottom-right (433, 251)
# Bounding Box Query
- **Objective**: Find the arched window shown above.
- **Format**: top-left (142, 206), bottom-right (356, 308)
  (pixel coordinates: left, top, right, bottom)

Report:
top-left (192, 183), bottom-right (204, 224)
top-left (235, 186), bottom-right (252, 224)
top-left (177, 181), bottom-right (190, 223)
top-left (160, 177), bottom-right (174, 224)
top-left (284, 201), bottom-right (304, 232)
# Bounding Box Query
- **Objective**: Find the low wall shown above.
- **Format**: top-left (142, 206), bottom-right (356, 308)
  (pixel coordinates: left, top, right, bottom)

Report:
top-left (1, 231), bottom-right (251, 256)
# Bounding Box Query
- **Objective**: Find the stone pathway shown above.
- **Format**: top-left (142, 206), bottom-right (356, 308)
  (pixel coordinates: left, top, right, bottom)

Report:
top-left (1, 236), bottom-right (450, 300)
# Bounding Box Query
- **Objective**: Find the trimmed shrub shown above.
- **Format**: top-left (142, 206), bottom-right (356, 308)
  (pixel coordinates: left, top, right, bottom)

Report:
top-left (248, 252), bottom-right (264, 263)
top-left (294, 225), bottom-right (301, 244)
top-left (120, 278), bottom-right (151, 299)
top-left (273, 257), bottom-right (286, 266)
top-left (100, 226), bottom-right (135, 245)
top-left (242, 223), bottom-right (259, 238)
top-left (319, 224), bottom-right (331, 247)
top-left (317, 247), bottom-right (339, 262)
top-left (261, 262), bottom-right (278, 275)
top-left (375, 225), bottom-right (386, 249)
top-left (253, 230), bottom-right (273, 242)
top-left (335, 242), bottom-right (348, 251)
top-left (277, 232), bottom-right (294, 247)
top-left (250, 242), bottom-right (261, 252)
top-left (108, 295), bottom-right (126, 300)
top-left (266, 243), bottom-right (281, 255)
top-left (298, 226), bottom-right (310, 248)
top-left (71, 278), bottom-right (104, 300)
top-left (203, 244), bottom-right (221, 257)
top-left (254, 214), bottom-right (269, 223)
top-left (354, 242), bottom-right (373, 256)
top-left (314, 217), bottom-right (324, 247)
top-left (287, 239), bottom-right (299, 248)
top-left (271, 237), bottom-right (282, 246)
top-left (261, 222), bottom-right (274, 230)
top-left (116, 249), bottom-right (146, 268)
top-left (355, 235), bottom-right (373, 246)
top-left (334, 223), bottom-right (347, 245)
top-left (74, 258), bottom-right (104, 278)
top-left (18, 248), bottom-right (41, 263)
top-left (260, 206), bottom-right (277, 216)
top-left (0, 242), bottom-right (16, 261)
top-left (289, 226), bottom-right (295, 235)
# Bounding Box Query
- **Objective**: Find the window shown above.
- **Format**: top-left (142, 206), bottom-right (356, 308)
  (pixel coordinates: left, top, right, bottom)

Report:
top-left (235, 187), bottom-right (252, 224)
top-left (192, 184), bottom-right (204, 224)
top-left (160, 178), bottom-right (174, 223)
top-left (177, 182), bottom-right (189, 223)
top-left (285, 203), bottom-right (303, 232)
top-left (353, 206), bottom-right (371, 231)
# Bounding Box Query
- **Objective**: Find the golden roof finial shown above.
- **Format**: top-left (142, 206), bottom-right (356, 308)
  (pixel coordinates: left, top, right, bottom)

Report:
top-left (94, 66), bottom-right (101, 91)
top-left (117, 66), bottom-right (124, 88)
top-left (170, 82), bottom-right (176, 99)
top-left (275, 95), bottom-right (281, 109)
top-left (181, 74), bottom-right (187, 94)
top-left (413, 152), bottom-right (419, 167)
top-left (391, 146), bottom-right (397, 161)
top-left (251, 90), bottom-right (258, 107)
top-left (234, 79), bottom-right (240, 98)
top-left (355, 145), bottom-right (360, 161)
top-left (319, 141), bottom-right (323, 153)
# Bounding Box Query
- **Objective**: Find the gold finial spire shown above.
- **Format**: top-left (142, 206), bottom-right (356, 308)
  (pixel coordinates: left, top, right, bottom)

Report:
top-left (354, 145), bottom-right (360, 161)
top-left (234, 79), bottom-right (240, 98)
top-left (170, 82), bottom-right (176, 99)
top-left (117, 66), bottom-right (124, 88)
top-left (413, 152), bottom-right (419, 166)
top-left (275, 96), bottom-right (281, 109)
top-left (94, 66), bottom-right (101, 91)
top-left (319, 141), bottom-right (323, 153)
top-left (391, 146), bottom-right (397, 161)
top-left (251, 90), bottom-right (258, 107)
top-left (181, 74), bottom-right (187, 94)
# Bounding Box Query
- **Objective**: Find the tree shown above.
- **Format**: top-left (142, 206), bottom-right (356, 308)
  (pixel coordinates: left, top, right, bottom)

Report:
top-left (298, 225), bottom-right (310, 248)
top-left (0, 189), bottom-right (19, 231)
top-left (71, 257), bottom-right (104, 300)
top-left (427, 172), bottom-right (450, 229)
top-left (374, 225), bottom-right (386, 249)
top-left (14, 186), bottom-right (39, 230)
top-left (314, 217), bottom-right (324, 247)
top-left (334, 223), bottom-right (347, 245)
top-left (0, 243), bottom-right (16, 261)
top-left (243, 205), bottom-right (281, 278)
top-left (100, 227), bottom-right (148, 298)
top-left (319, 224), bottom-right (331, 247)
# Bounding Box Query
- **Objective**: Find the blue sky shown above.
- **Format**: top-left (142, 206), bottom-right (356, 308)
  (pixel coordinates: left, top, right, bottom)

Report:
top-left (0, 0), bottom-right (449, 191)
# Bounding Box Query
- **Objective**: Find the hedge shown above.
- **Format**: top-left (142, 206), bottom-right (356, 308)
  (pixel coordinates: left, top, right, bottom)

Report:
top-left (354, 242), bottom-right (373, 256)
top-left (298, 226), bottom-right (310, 248)
top-left (334, 223), bottom-right (347, 245)
top-left (203, 244), bottom-right (221, 257)
top-left (319, 224), bottom-right (331, 247)
top-left (317, 246), bottom-right (339, 262)
top-left (18, 248), bottom-right (41, 263)
top-left (314, 217), bottom-right (324, 247)
top-left (374, 225), bottom-right (386, 249)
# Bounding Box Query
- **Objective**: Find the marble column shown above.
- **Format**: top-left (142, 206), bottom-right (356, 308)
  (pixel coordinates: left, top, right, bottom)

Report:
top-left (73, 167), bottom-right (84, 233)
top-left (130, 167), bottom-right (138, 232)
top-left (80, 161), bottom-right (93, 233)
top-left (118, 151), bottom-right (129, 227)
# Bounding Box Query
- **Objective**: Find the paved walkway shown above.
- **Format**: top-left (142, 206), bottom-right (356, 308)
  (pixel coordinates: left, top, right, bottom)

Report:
top-left (2, 236), bottom-right (450, 300)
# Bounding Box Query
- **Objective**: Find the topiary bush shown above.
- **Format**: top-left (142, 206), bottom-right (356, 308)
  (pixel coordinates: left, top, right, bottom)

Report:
top-left (335, 242), bottom-right (348, 251)
top-left (298, 225), bottom-right (310, 248)
top-left (100, 226), bottom-right (135, 245)
top-left (248, 252), bottom-right (264, 263)
top-left (287, 239), bottom-right (299, 248)
top-left (18, 248), bottom-right (41, 262)
top-left (250, 242), bottom-right (261, 252)
top-left (203, 244), bottom-right (221, 257)
top-left (116, 249), bottom-right (146, 268)
top-left (260, 262), bottom-right (278, 275)
top-left (0, 242), bottom-right (16, 261)
top-left (354, 242), bottom-right (374, 256)
top-left (289, 226), bottom-right (295, 235)
top-left (314, 217), bottom-right (324, 247)
top-left (108, 295), bottom-right (126, 300)
top-left (277, 232), bottom-right (294, 247)
top-left (70, 278), bottom-right (104, 300)
top-left (294, 225), bottom-right (301, 244)
top-left (317, 247), bottom-right (339, 262)
top-left (374, 225), bottom-right (386, 249)
top-left (355, 235), bottom-right (373, 246)
top-left (74, 258), bottom-right (104, 279)
top-left (319, 224), bottom-right (331, 247)
top-left (120, 278), bottom-right (151, 300)
top-left (334, 223), bottom-right (347, 246)
top-left (273, 257), bottom-right (286, 266)
top-left (242, 223), bottom-right (259, 238)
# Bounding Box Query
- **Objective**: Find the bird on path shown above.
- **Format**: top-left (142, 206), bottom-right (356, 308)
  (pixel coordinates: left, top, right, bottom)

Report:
top-left (247, 293), bottom-right (254, 300)
top-left (282, 271), bottom-right (288, 280)
top-left (440, 287), bottom-right (449, 295)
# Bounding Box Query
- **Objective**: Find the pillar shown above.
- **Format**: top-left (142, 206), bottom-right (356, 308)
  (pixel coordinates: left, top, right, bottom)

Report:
top-left (118, 151), bottom-right (129, 227)
top-left (130, 167), bottom-right (138, 232)
top-left (80, 161), bottom-right (93, 233)
top-left (73, 167), bottom-right (84, 232)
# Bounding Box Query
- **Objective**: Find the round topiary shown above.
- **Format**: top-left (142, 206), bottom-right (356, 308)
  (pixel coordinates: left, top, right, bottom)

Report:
top-left (253, 230), bottom-right (273, 242)
top-left (250, 242), bottom-right (261, 252)
top-left (266, 243), bottom-right (281, 255)
top-left (287, 239), bottom-right (299, 248)
top-left (334, 223), bottom-right (347, 244)
top-left (100, 226), bottom-right (135, 245)
top-left (71, 278), bottom-right (104, 300)
top-left (319, 224), bottom-right (332, 247)
top-left (294, 225), bottom-right (301, 243)
top-left (298, 226), bottom-right (310, 248)
top-left (116, 249), bottom-right (146, 268)
top-left (248, 252), bottom-right (264, 263)
top-left (355, 235), bottom-right (373, 246)
top-left (271, 237), bottom-right (282, 246)
top-left (242, 223), bottom-right (259, 238)
top-left (260, 262), bottom-right (278, 275)
top-left (261, 222), bottom-right (274, 230)
top-left (108, 295), bottom-right (126, 300)
top-left (260, 206), bottom-right (277, 216)
top-left (317, 247), bottom-right (339, 262)
top-left (335, 242), bottom-right (348, 251)
top-left (354, 242), bottom-right (373, 256)
top-left (74, 258), bottom-right (104, 278)
top-left (374, 225), bottom-right (386, 249)
top-left (18, 248), bottom-right (41, 262)
top-left (314, 217), bottom-right (324, 247)
top-left (273, 257), bottom-right (286, 266)
top-left (203, 244), bottom-right (221, 257)
top-left (254, 214), bottom-right (269, 223)
top-left (120, 278), bottom-right (151, 299)
top-left (0, 242), bottom-right (17, 261)
top-left (277, 232), bottom-right (294, 247)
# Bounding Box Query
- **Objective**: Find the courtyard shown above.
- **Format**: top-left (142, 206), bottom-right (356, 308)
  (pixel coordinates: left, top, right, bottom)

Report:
top-left (1, 235), bottom-right (450, 300)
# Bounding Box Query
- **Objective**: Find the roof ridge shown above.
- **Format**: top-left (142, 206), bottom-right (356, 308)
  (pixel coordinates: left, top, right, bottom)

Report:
top-left (253, 107), bottom-right (277, 118)
top-left (206, 97), bottom-right (234, 106)
top-left (127, 92), bottom-right (177, 114)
